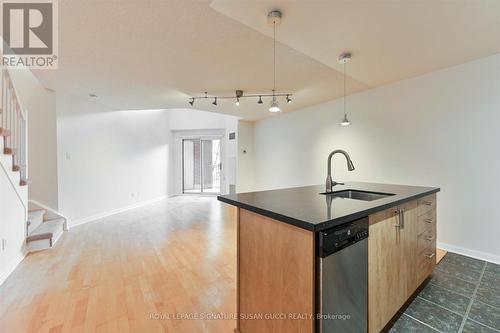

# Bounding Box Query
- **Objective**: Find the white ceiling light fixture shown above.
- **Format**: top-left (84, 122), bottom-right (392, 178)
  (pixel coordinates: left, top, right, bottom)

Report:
top-left (338, 52), bottom-right (352, 127)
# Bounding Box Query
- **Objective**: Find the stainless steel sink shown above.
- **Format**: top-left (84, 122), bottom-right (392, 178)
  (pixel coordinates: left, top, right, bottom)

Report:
top-left (320, 190), bottom-right (395, 201)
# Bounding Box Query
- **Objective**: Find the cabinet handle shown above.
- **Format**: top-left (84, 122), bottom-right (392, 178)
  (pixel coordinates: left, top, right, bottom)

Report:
top-left (400, 208), bottom-right (405, 229)
top-left (425, 218), bottom-right (433, 224)
top-left (425, 253), bottom-right (435, 259)
top-left (394, 209), bottom-right (401, 228)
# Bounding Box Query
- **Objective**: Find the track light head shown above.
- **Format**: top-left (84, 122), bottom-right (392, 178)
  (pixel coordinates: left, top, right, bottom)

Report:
top-left (188, 98), bottom-right (194, 106)
top-left (258, 96), bottom-right (263, 104)
top-left (212, 97), bottom-right (217, 106)
top-left (235, 98), bottom-right (240, 106)
top-left (286, 95), bottom-right (292, 104)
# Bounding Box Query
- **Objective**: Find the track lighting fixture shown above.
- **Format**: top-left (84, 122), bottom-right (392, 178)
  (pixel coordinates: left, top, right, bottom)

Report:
top-left (189, 91), bottom-right (291, 107)
top-left (187, 10), bottom-right (293, 112)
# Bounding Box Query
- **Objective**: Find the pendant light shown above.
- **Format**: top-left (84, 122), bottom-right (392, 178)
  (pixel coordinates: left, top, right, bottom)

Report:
top-left (187, 11), bottom-right (293, 109)
top-left (339, 52), bottom-right (352, 127)
top-left (268, 10), bottom-right (281, 113)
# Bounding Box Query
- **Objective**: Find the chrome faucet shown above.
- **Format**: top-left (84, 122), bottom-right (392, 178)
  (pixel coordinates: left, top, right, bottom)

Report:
top-left (325, 149), bottom-right (355, 192)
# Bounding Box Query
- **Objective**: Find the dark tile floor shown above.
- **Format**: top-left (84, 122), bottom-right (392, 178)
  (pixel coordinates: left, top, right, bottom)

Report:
top-left (390, 252), bottom-right (500, 333)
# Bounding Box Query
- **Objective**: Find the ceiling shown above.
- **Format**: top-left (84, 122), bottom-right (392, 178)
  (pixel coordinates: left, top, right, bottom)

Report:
top-left (33, 0), bottom-right (500, 121)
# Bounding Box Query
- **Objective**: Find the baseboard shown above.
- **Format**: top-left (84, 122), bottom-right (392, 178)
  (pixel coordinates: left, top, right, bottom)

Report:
top-left (69, 195), bottom-right (168, 228)
top-left (0, 252), bottom-right (27, 286)
top-left (438, 242), bottom-right (500, 265)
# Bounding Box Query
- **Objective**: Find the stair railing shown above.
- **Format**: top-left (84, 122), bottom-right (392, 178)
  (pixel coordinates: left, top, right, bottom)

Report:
top-left (1, 68), bottom-right (28, 185)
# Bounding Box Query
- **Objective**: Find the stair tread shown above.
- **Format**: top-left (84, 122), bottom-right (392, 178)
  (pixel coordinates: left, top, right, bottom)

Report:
top-left (27, 218), bottom-right (64, 242)
top-left (28, 209), bottom-right (45, 221)
top-left (43, 217), bottom-right (65, 224)
top-left (0, 128), bottom-right (11, 136)
top-left (28, 207), bottom-right (46, 213)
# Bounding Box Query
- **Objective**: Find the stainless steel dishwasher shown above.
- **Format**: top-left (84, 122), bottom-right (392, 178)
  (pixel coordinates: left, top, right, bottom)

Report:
top-left (317, 217), bottom-right (368, 333)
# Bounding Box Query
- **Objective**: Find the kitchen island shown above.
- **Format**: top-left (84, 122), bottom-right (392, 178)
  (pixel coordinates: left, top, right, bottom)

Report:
top-left (218, 182), bottom-right (440, 333)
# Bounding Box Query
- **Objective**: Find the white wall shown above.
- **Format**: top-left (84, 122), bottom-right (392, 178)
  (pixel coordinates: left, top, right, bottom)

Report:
top-left (8, 68), bottom-right (58, 210)
top-left (252, 55), bottom-right (500, 262)
top-left (56, 103), bottom-right (239, 223)
top-left (0, 162), bottom-right (27, 285)
top-left (56, 94), bottom-right (171, 224)
top-left (237, 120), bottom-right (255, 193)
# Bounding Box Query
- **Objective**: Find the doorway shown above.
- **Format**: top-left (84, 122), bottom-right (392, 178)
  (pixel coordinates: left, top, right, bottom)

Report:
top-left (182, 138), bottom-right (222, 194)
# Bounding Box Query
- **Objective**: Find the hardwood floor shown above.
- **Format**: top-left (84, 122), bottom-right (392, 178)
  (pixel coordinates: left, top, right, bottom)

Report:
top-left (0, 197), bottom-right (237, 333)
top-left (436, 248), bottom-right (447, 264)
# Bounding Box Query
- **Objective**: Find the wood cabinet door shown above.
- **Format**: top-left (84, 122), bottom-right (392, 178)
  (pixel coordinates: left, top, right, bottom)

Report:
top-left (368, 207), bottom-right (406, 333)
top-left (238, 209), bottom-right (315, 333)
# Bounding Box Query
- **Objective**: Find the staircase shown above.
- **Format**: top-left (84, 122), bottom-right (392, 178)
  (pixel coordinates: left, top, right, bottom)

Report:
top-left (1, 67), bottom-right (66, 252)
top-left (0, 68), bottom-right (28, 187)
top-left (27, 202), bottom-right (67, 251)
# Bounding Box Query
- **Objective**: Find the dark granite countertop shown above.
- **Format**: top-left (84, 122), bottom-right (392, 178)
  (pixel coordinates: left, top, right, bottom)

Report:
top-left (217, 182), bottom-right (440, 232)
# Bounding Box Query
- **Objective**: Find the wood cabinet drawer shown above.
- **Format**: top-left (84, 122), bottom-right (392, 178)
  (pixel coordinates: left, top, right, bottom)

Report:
top-left (417, 209), bottom-right (436, 236)
top-left (417, 230), bottom-right (435, 255)
top-left (417, 194), bottom-right (436, 216)
top-left (417, 243), bottom-right (436, 284)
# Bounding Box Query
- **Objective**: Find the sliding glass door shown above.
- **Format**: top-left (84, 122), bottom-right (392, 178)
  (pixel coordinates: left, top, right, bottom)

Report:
top-left (182, 138), bottom-right (221, 194)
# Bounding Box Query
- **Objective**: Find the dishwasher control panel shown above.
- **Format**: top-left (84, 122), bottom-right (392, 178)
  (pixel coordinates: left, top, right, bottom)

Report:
top-left (318, 217), bottom-right (368, 258)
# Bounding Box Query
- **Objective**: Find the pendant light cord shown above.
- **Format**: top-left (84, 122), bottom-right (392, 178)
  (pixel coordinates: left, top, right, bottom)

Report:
top-left (273, 20), bottom-right (276, 97)
top-left (343, 61), bottom-right (346, 117)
